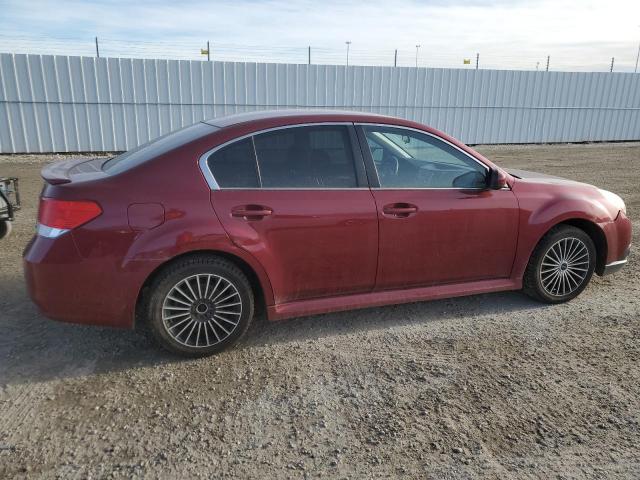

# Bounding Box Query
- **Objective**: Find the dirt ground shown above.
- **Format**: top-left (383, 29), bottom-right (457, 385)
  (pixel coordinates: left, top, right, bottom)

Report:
top-left (1, 143), bottom-right (639, 479)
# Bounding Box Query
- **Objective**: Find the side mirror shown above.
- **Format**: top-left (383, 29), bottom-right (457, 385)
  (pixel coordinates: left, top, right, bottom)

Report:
top-left (487, 168), bottom-right (508, 190)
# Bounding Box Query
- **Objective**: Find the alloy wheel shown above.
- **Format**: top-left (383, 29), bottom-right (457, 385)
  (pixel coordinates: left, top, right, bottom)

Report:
top-left (539, 237), bottom-right (590, 297)
top-left (162, 274), bottom-right (243, 348)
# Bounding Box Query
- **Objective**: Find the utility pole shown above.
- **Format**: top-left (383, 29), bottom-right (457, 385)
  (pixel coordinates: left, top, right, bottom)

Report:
top-left (207, 41), bottom-right (210, 61)
top-left (415, 44), bottom-right (420, 68)
top-left (95, 36), bottom-right (100, 58)
top-left (308, 46), bottom-right (311, 65)
top-left (394, 49), bottom-right (398, 67)
top-left (345, 41), bottom-right (351, 67)
top-left (546, 55), bottom-right (550, 72)
top-left (610, 57), bottom-right (615, 72)
top-left (475, 53), bottom-right (479, 70)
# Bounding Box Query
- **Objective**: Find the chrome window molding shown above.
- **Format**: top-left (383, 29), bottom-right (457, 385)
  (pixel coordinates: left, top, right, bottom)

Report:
top-left (198, 122), bottom-right (354, 191)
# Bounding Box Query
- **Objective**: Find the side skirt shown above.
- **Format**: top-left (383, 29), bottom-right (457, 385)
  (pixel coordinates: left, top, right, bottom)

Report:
top-left (267, 278), bottom-right (521, 321)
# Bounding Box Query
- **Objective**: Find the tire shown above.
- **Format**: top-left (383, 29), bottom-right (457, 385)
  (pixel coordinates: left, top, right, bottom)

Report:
top-left (145, 255), bottom-right (254, 357)
top-left (523, 225), bottom-right (596, 304)
top-left (0, 220), bottom-right (12, 240)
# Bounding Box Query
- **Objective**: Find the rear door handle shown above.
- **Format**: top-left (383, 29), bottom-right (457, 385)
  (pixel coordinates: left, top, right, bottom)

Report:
top-left (382, 203), bottom-right (418, 218)
top-left (231, 205), bottom-right (273, 220)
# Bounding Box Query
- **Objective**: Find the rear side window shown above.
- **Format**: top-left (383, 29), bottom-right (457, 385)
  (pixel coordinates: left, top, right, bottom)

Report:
top-left (103, 123), bottom-right (216, 175)
top-left (253, 125), bottom-right (357, 188)
top-left (207, 138), bottom-right (260, 188)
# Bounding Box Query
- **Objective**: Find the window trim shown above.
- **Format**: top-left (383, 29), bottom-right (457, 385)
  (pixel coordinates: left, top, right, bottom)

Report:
top-left (355, 123), bottom-right (491, 190)
top-left (199, 122), bottom-right (367, 190)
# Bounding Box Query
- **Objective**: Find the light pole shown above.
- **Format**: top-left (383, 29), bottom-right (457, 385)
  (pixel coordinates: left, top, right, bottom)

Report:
top-left (345, 41), bottom-right (351, 67)
top-left (415, 44), bottom-right (421, 67)
top-left (635, 26), bottom-right (640, 73)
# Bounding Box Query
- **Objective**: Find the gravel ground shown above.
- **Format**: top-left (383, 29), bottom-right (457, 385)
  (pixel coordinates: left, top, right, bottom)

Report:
top-left (0, 143), bottom-right (639, 479)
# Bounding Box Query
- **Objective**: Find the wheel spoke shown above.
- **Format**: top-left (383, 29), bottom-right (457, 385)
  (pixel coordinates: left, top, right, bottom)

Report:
top-left (196, 275), bottom-right (203, 298)
top-left (215, 291), bottom-right (239, 305)
top-left (164, 305), bottom-right (190, 311)
top-left (175, 319), bottom-right (195, 339)
top-left (203, 275), bottom-right (212, 299)
top-left (215, 314), bottom-right (239, 326)
top-left (168, 316), bottom-right (192, 331)
top-left (216, 301), bottom-right (242, 309)
top-left (211, 283), bottom-right (231, 303)
top-left (164, 311), bottom-right (191, 321)
top-left (174, 285), bottom-right (195, 302)
top-left (208, 320), bottom-right (221, 342)
top-left (207, 277), bottom-right (222, 300)
top-left (212, 318), bottom-right (231, 336)
top-left (167, 295), bottom-right (191, 307)
top-left (184, 279), bottom-right (198, 302)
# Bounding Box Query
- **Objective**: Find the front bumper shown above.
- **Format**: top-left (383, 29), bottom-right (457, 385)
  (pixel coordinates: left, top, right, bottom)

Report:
top-left (602, 245), bottom-right (630, 276)
top-left (600, 210), bottom-right (632, 276)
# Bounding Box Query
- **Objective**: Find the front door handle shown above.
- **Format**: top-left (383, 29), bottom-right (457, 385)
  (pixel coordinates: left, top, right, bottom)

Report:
top-left (382, 203), bottom-right (418, 218)
top-left (231, 205), bottom-right (273, 220)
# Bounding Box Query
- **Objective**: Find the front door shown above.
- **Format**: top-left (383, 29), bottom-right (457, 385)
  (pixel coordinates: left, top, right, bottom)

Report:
top-left (357, 124), bottom-right (519, 290)
top-left (207, 124), bottom-right (378, 305)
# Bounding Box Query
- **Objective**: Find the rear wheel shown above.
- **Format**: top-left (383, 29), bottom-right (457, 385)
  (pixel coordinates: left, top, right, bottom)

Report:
top-left (523, 225), bottom-right (596, 303)
top-left (146, 255), bottom-right (254, 357)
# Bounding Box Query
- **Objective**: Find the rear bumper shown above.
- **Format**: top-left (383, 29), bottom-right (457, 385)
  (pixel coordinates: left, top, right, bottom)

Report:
top-left (23, 233), bottom-right (143, 329)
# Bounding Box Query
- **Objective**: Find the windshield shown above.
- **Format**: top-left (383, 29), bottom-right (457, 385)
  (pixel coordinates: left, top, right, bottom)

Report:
top-left (102, 123), bottom-right (217, 175)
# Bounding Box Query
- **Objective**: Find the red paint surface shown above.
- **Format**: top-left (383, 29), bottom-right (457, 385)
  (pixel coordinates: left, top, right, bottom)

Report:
top-left (23, 111), bottom-right (632, 328)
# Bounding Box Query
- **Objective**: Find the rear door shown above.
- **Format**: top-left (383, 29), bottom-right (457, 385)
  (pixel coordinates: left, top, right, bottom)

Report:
top-left (206, 124), bottom-right (378, 305)
top-left (356, 124), bottom-right (519, 290)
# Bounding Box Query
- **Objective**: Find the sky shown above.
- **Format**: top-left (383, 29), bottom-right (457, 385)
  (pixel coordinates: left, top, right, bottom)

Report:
top-left (0, 0), bottom-right (639, 71)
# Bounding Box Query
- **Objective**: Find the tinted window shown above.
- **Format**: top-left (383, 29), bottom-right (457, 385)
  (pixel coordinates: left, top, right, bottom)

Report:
top-left (254, 126), bottom-right (357, 188)
top-left (103, 123), bottom-right (216, 175)
top-left (363, 126), bottom-right (487, 189)
top-left (207, 138), bottom-right (259, 188)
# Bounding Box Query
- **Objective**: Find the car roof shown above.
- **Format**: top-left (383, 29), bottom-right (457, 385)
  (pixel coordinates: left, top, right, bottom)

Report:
top-left (202, 109), bottom-right (405, 129)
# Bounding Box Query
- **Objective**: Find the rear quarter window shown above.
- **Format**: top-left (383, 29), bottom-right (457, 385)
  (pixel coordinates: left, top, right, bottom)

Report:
top-left (103, 123), bottom-right (217, 175)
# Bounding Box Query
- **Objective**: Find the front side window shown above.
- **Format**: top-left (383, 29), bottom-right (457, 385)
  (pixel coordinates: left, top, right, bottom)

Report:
top-left (253, 125), bottom-right (358, 188)
top-left (363, 126), bottom-right (487, 189)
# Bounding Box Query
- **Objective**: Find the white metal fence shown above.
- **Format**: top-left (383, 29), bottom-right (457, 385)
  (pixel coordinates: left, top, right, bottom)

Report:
top-left (1, 53), bottom-right (639, 153)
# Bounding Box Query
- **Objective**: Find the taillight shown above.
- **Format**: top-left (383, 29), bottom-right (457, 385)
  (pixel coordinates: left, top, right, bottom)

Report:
top-left (37, 198), bottom-right (102, 238)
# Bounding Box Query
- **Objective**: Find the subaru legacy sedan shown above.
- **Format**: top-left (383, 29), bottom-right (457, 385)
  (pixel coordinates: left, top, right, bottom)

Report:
top-left (24, 110), bottom-right (631, 356)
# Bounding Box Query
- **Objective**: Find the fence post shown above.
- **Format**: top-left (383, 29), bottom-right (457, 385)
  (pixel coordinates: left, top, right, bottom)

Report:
top-left (394, 49), bottom-right (397, 67)
top-left (610, 57), bottom-right (615, 72)
top-left (546, 56), bottom-right (550, 72)
top-left (95, 37), bottom-right (100, 58)
top-left (476, 53), bottom-right (479, 70)
top-left (308, 46), bottom-right (311, 65)
top-left (207, 41), bottom-right (210, 61)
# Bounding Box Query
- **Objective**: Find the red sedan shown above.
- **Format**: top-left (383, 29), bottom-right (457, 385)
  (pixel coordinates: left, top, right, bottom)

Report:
top-left (24, 111), bottom-right (631, 356)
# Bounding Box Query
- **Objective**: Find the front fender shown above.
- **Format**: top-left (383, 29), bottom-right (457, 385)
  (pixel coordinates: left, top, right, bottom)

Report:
top-left (511, 180), bottom-right (616, 280)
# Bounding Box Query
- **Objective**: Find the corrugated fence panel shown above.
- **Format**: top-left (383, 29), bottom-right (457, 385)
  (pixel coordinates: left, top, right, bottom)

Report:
top-left (1, 52), bottom-right (639, 153)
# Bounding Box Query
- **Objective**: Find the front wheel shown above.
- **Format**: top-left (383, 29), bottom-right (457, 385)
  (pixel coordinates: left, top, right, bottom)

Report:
top-left (145, 255), bottom-right (254, 357)
top-left (523, 225), bottom-right (596, 304)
